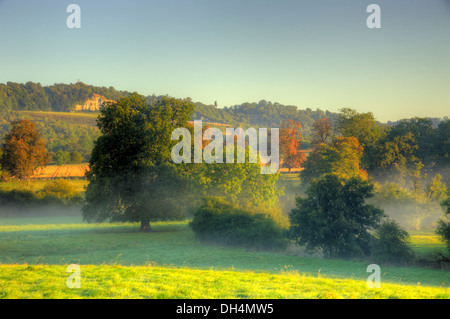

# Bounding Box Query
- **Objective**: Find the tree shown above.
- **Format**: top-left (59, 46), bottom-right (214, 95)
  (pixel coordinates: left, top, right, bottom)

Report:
top-left (426, 174), bottom-right (447, 202)
top-left (82, 93), bottom-right (194, 232)
top-left (289, 174), bottom-right (384, 258)
top-left (369, 132), bottom-right (418, 177)
top-left (436, 191), bottom-right (450, 256)
top-left (0, 119), bottom-right (50, 179)
top-left (200, 147), bottom-right (282, 210)
top-left (54, 150), bottom-right (70, 166)
top-left (279, 119), bottom-right (306, 172)
top-left (0, 148), bottom-right (3, 180)
top-left (436, 120), bottom-right (450, 164)
top-left (190, 196), bottom-right (287, 250)
top-left (370, 219), bottom-right (414, 265)
top-left (335, 108), bottom-right (385, 167)
top-left (311, 118), bottom-right (333, 147)
top-left (409, 161), bottom-right (425, 195)
top-left (387, 117), bottom-right (436, 163)
top-left (70, 151), bottom-right (83, 164)
top-left (301, 136), bottom-right (367, 183)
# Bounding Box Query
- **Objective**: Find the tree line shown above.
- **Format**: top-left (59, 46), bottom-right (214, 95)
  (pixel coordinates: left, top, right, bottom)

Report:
top-left (278, 110), bottom-right (450, 263)
top-left (0, 81), bottom-right (130, 112)
top-left (1, 81), bottom-right (339, 141)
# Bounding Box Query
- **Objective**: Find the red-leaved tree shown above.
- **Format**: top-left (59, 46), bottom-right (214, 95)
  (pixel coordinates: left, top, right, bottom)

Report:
top-left (280, 119), bottom-right (306, 172)
top-left (1, 119), bottom-right (50, 179)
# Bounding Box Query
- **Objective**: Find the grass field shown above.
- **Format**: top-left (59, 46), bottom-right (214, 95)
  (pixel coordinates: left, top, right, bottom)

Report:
top-left (0, 214), bottom-right (448, 299)
top-left (1, 264), bottom-right (448, 299)
top-left (30, 164), bottom-right (89, 179)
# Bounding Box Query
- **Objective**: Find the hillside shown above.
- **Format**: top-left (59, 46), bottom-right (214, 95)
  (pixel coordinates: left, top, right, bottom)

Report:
top-left (0, 81), bottom-right (338, 134)
top-left (0, 81), bottom-right (341, 165)
top-left (74, 93), bottom-right (114, 111)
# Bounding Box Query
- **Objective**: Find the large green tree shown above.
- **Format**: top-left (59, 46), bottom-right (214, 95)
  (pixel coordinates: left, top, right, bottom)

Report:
top-left (369, 132), bottom-right (418, 170)
top-left (82, 93), bottom-right (194, 231)
top-left (0, 119), bottom-right (50, 179)
top-left (436, 120), bottom-right (450, 164)
top-left (54, 150), bottom-right (70, 166)
top-left (289, 174), bottom-right (384, 258)
top-left (387, 117), bottom-right (436, 163)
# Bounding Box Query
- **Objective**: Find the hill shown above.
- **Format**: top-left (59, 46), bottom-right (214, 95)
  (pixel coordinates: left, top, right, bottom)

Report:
top-left (74, 93), bottom-right (114, 111)
top-left (0, 81), bottom-right (338, 133)
top-left (0, 81), bottom-right (340, 164)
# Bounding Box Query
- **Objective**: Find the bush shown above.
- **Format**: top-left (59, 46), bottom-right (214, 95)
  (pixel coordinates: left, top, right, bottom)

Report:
top-left (38, 179), bottom-right (82, 204)
top-left (370, 220), bottom-right (414, 265)
top-left (0, 189), bottom-right (38, 206)
top-left (0, 180), bottom-right (83, 213)
top-left (190, 197), bottom-right (288, 250)
top-left (0, 189), bottom-right (41, 216)
top-left (1, 170), bottom-right (11, 182)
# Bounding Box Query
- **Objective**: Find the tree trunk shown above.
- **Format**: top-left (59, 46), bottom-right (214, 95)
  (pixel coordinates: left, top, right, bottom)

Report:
top-left (140, 221), bottom-right (151, 232)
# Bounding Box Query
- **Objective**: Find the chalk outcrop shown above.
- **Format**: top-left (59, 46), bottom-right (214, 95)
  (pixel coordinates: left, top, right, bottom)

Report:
top-left (74, 94), bottom-right (114, 111)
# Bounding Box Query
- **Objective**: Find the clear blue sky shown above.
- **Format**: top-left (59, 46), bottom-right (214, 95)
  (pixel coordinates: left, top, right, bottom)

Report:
top-left (0, 0), bottom-right (449, 122)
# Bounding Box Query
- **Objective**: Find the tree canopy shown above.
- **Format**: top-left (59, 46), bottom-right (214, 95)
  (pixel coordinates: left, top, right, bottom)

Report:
top-left (0, 119), bottom-right (50, 179)
top-left (279, 119), bottom-right (306, 172)
top-left (301, 136), bottom-right (367, 183)
top-left (334, 108), bottom-right (386, 167)
top-left (289, 175), bottom-right (384, 258)
top-left (82, 93), bottom-right (194, 231)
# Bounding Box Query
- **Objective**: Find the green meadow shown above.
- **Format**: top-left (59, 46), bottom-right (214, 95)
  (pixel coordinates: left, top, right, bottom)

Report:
top-left (0, 214), bottom-right (448, 299)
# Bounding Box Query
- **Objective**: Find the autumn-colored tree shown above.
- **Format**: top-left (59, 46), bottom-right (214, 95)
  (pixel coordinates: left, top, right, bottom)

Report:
top-left (311, 118), bottom-right (333, 146)
top-left (335, 108), bottom-right (385, 167)
top-left (335, 108), bottom-right (384, 149)
top-left (1, 119), bottom-right (50, 179)
top-left (279, 119), bottom-right (305, 172)
top-left (301, 136), bottom-right (367, 183)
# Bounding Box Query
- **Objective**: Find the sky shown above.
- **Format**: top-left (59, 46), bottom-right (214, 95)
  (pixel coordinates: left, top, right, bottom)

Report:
top-left (0, 0), bottom-right (449, 122)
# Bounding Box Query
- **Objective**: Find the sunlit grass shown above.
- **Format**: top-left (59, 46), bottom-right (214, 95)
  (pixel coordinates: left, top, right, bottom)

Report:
top-left (0, 264), bottom-right (448, 299)
top-left (0, 217), bottom-right (448, 295)
top-left (408, 230), bottom-right (447, 257)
